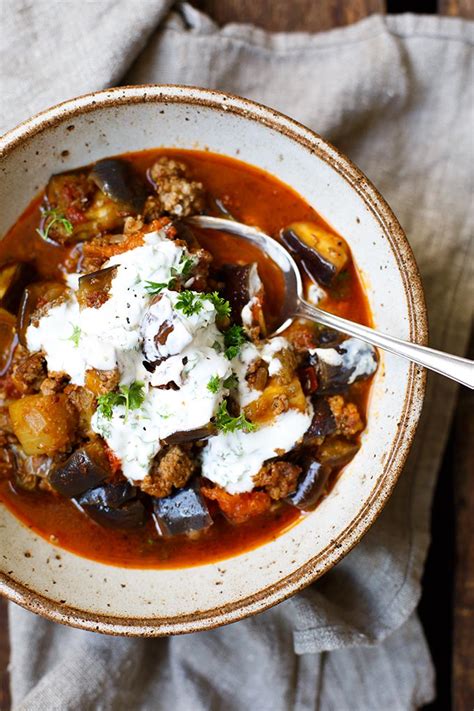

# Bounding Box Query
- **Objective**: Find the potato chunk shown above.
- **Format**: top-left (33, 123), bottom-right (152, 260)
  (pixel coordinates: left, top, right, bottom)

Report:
top-left (9, 394), bottom-right (78, 455)
top-left (244, 374), bottom-right (307, 426)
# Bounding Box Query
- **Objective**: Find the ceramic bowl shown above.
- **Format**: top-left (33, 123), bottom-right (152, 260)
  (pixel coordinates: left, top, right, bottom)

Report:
top-left (0, 86), bottom-right (427, 635)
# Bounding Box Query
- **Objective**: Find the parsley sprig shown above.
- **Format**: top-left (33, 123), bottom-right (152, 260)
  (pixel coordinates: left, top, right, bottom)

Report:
top-left (36, 207), bottom-right (73, 242)
top-left (145, 256), bottom-right (195, 295)
top-left (97, 381), bottom-right (145, 420)
top-left (214, 400), bottom-right (256, 434)
top-left (174, 290), bottom-right (231, 319)
top-left (207, 373), bottom-right (238, 394)
top-left (223, 324), bottom-right (247, 360)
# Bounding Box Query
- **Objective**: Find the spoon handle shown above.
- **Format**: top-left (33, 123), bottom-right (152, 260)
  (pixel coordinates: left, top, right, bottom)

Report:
top-left (298, 300), bottom-right (474, 389)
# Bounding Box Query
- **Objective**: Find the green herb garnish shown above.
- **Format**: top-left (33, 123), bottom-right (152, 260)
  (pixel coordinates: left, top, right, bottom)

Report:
top-left (175, 290), bottom-right (204, 317)
top-left (223, 374), bottom-right (238, 389)
top-left (223, 324), bottom-right (247, 360)
top-left (36, 208), bottom-right (73, 242)
top-left (145, 280), bottom-right (168, 295)
top-left (214, 400), bottom-right (256, 434)
top-left (97, 381), bottom-right (145, 420)
top-left (67, 325), bottom-right (81, 348)
top-left (145, 256), bottom-right (195, 295)
top-left (204, 292), bottom-right (231, 319)
top-left (207, 375), bottom-right (221, 393)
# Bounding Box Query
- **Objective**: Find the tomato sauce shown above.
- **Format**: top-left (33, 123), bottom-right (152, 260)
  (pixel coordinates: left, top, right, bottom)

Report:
top-left (0, 149), bottom-right (372, 569)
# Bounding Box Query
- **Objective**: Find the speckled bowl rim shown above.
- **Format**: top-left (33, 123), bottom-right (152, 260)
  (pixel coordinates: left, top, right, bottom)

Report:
top-left (0, 85), bottom-right (428, 636)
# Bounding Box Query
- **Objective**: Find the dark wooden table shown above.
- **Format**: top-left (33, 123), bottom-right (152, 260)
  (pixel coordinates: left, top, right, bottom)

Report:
top-left (1, 1), bottom-right (472, 709)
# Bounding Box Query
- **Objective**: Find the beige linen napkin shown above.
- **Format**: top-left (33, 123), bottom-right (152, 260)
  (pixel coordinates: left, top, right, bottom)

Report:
top-left (1, 3), bottom-right (473, 709)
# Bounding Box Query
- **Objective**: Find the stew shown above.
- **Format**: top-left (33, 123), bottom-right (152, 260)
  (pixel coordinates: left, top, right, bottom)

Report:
top-left (0, 149), bottom-right (376, 568)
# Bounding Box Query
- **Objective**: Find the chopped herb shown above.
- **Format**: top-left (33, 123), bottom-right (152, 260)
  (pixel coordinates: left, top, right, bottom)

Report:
top-left (36, 207), bottom-right (73, 242)
top-left (145, 280), bottom-right (168, 295)
top-left (175, 290), bottom-right (204, 317)
top-left (204, 292), bottom-right (231, 319)
top-left (67, 325), bottom-right (81, 348)
top-left (212, 341), bottom-right (223, 353)
top-left (171, 255), bottom-right (194, 281)
top-left (97, 381), bottom-right (145, 420)
top-left (214, 400), bottom-right (256, 434)
top-left (224, 324), bottom-right (247, 360)
top-left (223, 374), bottom-right (238, 389)
top-left (207, 375), bottom-right (221, 393)
top-left (145, 255), bottom-right (195, 295)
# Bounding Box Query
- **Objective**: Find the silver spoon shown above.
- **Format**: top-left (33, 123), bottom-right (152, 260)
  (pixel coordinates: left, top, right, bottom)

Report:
top-left (188, 215), bottom-right (474, 389)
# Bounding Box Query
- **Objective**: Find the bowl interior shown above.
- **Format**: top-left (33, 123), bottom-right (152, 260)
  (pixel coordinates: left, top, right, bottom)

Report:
top-left (0, 87), bottom-right (425, 634)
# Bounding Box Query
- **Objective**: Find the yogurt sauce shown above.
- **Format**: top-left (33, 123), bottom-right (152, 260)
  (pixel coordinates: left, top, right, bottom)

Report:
top-left (26, 227), bottom-right (313, 490)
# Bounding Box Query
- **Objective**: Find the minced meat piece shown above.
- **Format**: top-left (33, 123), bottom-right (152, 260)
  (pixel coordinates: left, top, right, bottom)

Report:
top-left (140, 445), bottom-right (195, 498)
top-left (246, 359), bottom-right (269, 391)
top-left (253, 460), bottom-right (302, 500)
top-left (273, 348), bottom-right (298, 386)
top-left (40, 372), bottom-right (70, 396)
top-left (144, 157), bottom-right (206, 218)
top-left (11, 351), bottom-right (46, 394)
top-left (327, 395), bottom-right (363, 437)
top-left (64, 385), bottom-right (97, 438)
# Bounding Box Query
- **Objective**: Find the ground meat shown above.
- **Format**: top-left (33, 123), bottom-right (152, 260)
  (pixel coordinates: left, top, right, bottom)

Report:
top-left (140, 445), bottom-right (195, 498)
top-left (39, 372), bottom-right (70, 396)
top-left (65, 385), bottom-right (97, 437)
top-left (144, 157), bottom-right (206, 218)
top-left (327, 395), bottom-right (363, 437)
top-left (273, 348), bottom-right (298, 386)
top-left (253, 460), bottom-right (302, 500)
top-left (246, 359), bottom-right (269, 391)
top-left (283, 322), bottom-right (319, 352)
top-left (11, 351), bottom-right (46, 394)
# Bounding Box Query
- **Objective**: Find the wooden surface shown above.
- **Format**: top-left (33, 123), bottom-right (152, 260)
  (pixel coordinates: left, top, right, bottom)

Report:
top-left (452, 336), bottom-right (474, 710)
top-left (1, 2), bottom-right (473, 710)
top-left (192, 0), bottom-right (386, 31)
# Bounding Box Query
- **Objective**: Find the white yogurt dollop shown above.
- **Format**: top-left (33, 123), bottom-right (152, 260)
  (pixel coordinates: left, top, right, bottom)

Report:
top-left (26, 226), bottom-right (314, 487)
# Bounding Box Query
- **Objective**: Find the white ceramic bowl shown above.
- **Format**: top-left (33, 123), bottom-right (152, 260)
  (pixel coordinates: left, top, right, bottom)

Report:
top-left (0, 86), bottom-right (427, 635)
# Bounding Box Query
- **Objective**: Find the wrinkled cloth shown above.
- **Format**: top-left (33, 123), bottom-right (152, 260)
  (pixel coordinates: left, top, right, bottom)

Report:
top-left (1, 2), bottom-right (473, 709)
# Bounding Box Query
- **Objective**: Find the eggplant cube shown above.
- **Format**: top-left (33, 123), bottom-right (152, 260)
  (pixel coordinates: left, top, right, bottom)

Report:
top-left (77, 482), bottom-right (145, 529)
top-left (281, 222), bottom-right (348, 287)
top-left (89, 158), bottom-right (147, 213)
top-left (48, 442), bottom-right (110, 497)
top-left (286, 460), bottom-right (331, 511)
top-left (153, 483), bottom-right (213, 537)
top-left (0, 263), bottom-right (37, 315)
top-left (309, 338), bottom-right (377, 393)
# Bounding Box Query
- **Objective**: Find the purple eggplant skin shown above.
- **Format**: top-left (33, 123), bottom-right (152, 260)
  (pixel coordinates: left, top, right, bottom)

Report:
top-left (281, 227), bottom-right (335, 287)
top-left (0, 262), bottom-right (37, 315)
top-left (286, 460), bottom-right (332, 511)
top-left (77, 481), bottom-right (145, 529)
top-left (77, 481), bottom-right (136, 508)
top-left (81, 499), bottom-right (146, 530)
top-left (90, 158), bottom-right (148, 213)
top-left (308, 339), bottom-right (377, 394)
top-left (77, 265), bottom-right (118, 309)
top-left (304, 397), bottom-right (336, 443)
top-left (153, 482), bottom-right (213, 537)
top-left (48, 442), bottom-right (110, 498)
top-left (162, 424), bottom-right (216, 446)
top-left (220, 263), bottom-right (255, 324)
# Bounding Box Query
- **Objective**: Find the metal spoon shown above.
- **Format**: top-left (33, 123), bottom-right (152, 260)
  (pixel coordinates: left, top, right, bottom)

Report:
top-left (188, 215), bottom-right (474, 389)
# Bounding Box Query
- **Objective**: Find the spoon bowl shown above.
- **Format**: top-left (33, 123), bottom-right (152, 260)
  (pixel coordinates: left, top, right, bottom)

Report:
top-left (189, 215), bottom-right (474, 389)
